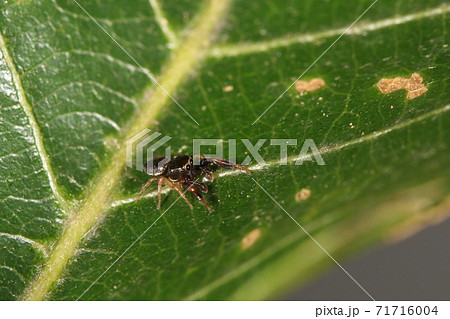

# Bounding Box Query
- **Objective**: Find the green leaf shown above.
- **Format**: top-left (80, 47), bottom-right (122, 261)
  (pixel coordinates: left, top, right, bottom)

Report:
top-left (0, 0), bottom-right (449, 300)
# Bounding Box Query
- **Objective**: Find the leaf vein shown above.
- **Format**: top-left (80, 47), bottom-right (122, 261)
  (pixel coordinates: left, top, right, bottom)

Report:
top-left (0, 31), bottom-right (69, 213)
top-left (148, 0), bottom-right (178, 47)
top-left (208, 4), bottom-right (450, 58)
top-left (110, 103), bottom-right (450, 209)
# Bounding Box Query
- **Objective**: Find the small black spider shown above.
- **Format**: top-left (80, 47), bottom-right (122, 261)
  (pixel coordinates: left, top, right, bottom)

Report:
top-left (137, 154), bottom-right (250, 211)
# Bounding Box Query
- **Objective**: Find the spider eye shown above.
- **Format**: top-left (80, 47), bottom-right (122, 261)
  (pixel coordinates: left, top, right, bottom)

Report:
top-left (185, 164), bottom-right (191, 170)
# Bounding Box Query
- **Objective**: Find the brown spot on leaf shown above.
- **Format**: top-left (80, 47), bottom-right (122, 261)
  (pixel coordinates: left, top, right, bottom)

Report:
top-left (295, 188), bottom-right (311, 202)
top-left (241, 229), bottom-right (262, 250)
top-left (376, 73), bottom-right (427, 100)
top-left (295, 78), bottom-right (325, 93)
top-left (222, 85), bottom-right (234, 92)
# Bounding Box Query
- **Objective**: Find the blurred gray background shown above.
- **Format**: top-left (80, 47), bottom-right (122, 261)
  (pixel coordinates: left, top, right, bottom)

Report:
top-left (282, 217), bottom-right (450, 300)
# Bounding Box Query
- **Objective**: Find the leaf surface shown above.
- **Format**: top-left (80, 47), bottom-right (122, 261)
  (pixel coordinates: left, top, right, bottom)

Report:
top-left (0, 0), bottom-right (449, 300)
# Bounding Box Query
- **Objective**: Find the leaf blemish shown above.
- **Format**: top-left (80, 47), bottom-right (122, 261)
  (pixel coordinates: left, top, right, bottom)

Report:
top-left (295, 188), bottom-right (311, 202)
top-left (222, 85), bottom-right (234, 92)
top-left (241, 228), bottom-right (262, 250)
top-left (294, 78), bottom-right (325, 94)
top-left (376, 72), bottom-right (428, 100)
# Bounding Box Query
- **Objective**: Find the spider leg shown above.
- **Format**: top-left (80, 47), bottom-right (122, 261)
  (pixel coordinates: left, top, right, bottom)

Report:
top-left (156, 177), bottom-right (165, 209)
top-left (184, 182), bottom-right (212, 211)
top-left (206, 157), bottom-right (251, 174)
top-left (137, 177), bottom-right (159, 200)
top-left (163, 178), bottom-right (194, 209)
top-left (191, 181), bottom-right (208, 193)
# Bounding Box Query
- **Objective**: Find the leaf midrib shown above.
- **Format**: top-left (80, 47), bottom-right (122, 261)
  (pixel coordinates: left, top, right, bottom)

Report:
top-left (23, 0), bottom-right (232, 300)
